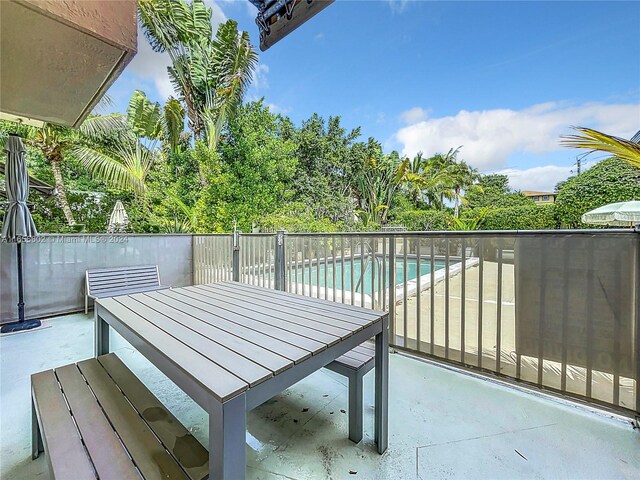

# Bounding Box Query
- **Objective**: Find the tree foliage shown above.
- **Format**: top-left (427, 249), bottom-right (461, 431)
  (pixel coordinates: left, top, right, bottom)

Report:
top-left (480, 204), bottom-right (557, 230)
top-left (193, 102), bottom-right (297, 232)
top-left (554, 157), bottom-right (640, 228)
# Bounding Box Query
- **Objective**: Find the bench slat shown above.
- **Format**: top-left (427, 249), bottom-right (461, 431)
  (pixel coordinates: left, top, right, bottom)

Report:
top-left (89, 277), bottom-right (159, 288)
top-left (88, 271), bottom-right (158, 283)
top-left (76, 359), bottom-right (189, 480)
top-left (90, 284), bottom-right (163, 296)
top-left (98, 354), bottom-right (208, 480)
top-left (329, 341), bottom-right (375, 371)
top-left (31, 370), bottom-right (97, 480)
top-left (90, 278), bottom-right (160, 289)
top-left (332, 354), bottom-right (369, 370)
top-left (88, 265), bottom-right (158, 275)
top-left (54, 364), bottom-right (140, 480)
top-left (339, 349), bottom-right (374, 365)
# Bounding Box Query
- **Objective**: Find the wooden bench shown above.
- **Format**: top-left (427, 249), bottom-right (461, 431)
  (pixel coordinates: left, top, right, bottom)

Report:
top-left (325, 341), bottom-right (376, 444)
top-left (85, 265), bottom-right (168, 314)
top-left (31, 353), bottom-right (208, 480)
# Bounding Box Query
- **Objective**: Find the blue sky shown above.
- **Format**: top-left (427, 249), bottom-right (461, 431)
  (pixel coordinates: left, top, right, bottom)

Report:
top-left (107, 0), bottom-right (640, 191)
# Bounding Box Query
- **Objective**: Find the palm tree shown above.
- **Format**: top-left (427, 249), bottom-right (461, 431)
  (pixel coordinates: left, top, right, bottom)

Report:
top-left (448, 159), bottom-right (480, 217)
top-left (73, 90), bottom-right (187, 197)
top-left (403, 152), bottom-right (456, 208)
top-left (139, 0), bottom-right (257, 162)
top-left (561, 127), bottom-right (640, 169)
top-left (355, 141), bottom-right (408, 226)
top-left (425, 147), bottom-right (479, 217)
top-left (0, 89), bottom-right (175, 226)
top-left (0, 114), bottom-right (128, 226)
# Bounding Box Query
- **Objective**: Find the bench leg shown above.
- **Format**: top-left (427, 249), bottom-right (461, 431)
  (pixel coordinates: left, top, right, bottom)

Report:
top-left (32, 398), bottom-right (43, 460)
top-left (348, 371), bottom-right (364, 443)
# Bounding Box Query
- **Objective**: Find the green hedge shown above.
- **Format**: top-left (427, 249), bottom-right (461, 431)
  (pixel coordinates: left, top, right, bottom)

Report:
top-left (389, 209), bottom-right (453, 231)
top-left (480, 204), bottom-right (558, 230)
top-left (554, 157), bottom-right (640, 228)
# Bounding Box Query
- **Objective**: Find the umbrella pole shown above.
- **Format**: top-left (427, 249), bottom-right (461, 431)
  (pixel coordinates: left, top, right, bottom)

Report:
top-left (17, 241), bottom-right (24, 322)
top-left (0, 242), bottom-right (41, 334)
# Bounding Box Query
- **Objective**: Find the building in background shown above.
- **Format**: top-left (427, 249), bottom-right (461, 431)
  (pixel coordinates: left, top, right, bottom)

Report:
top-left (522, 190), bottom-right (557, 204)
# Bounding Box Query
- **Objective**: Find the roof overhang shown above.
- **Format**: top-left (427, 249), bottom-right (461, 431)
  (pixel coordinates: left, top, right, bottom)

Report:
top-left (0, 0), bottom-right (137, 128)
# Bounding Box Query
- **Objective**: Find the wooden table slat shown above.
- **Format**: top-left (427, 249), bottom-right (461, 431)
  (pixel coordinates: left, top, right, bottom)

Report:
top-left (168, 288), bottom-right (339, 348)
top-left (98, 297), bottom-right (248, 402)
top-left (118, 296), bottom-right (273, 388)
top-left (132, 294), bottom-right (291, 376)
top-left (216, 282), bottom-right (380, 322)
top-left (221, 281), bottom-right (383, 319)
top-left (181, 286), bottom-right (351, 340)
top-left (54, 364), bottom-right (141, 480)
top-left (146, 290), bottom-right (312, 363)
top-left (76, 359), bottom-right (189, 480)
top-left (198, 284), bottom-right (371, 329)
top-left (31, 370), bottom-right (98, 480)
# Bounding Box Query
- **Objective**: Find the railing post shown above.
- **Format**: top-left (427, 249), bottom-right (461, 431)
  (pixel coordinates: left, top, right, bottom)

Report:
top-left (274, 230), bottom-right (286, 291)
top-left (388, 235), bottom-right (396, 347)
top-left (232, 229), bottom-right (240, 282)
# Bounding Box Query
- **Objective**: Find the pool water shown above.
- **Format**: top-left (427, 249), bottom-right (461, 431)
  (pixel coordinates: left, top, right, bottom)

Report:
top-left (294, 257), bottom-right (447, 295)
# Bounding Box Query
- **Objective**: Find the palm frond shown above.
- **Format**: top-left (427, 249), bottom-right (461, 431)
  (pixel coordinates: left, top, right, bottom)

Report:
top-left (163, 98), bottom-right (186, 153)
top-left (561, 127), bottom-right (640, 169)
top-left (127, 90), bottom-right (162, 140)
top-left (79, 114), bottom-right (130, 142)
top-left (72, 142), bottom-right (153, 196)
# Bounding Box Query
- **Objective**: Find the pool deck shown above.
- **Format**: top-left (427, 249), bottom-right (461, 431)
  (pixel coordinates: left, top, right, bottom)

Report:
top-left (1, 312), bottom-right (639, 479)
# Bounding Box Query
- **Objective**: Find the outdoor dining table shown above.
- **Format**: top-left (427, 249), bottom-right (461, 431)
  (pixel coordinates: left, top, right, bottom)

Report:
top-left (94, 281), bottom-right (389, 480)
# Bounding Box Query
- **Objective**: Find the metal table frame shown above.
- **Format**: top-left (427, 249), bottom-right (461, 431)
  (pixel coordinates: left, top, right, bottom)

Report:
top-left (95, 288), bottom-right (388, 480)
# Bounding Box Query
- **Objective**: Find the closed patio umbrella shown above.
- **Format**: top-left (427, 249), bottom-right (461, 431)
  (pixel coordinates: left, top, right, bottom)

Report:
top-left (581, 200), bottom-right (640, 227)
top-left (1, 134), bottom-right (41, 333)
top-left (108, 200), bottom-right (129, 233)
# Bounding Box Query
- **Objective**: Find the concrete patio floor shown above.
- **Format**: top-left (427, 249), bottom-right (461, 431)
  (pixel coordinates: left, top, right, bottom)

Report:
top-left (1, 313), bottom-right (638, 480)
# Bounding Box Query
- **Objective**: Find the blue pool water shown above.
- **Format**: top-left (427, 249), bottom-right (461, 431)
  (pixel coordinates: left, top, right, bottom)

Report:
top-left (295, 258), bottom-right (447, 295)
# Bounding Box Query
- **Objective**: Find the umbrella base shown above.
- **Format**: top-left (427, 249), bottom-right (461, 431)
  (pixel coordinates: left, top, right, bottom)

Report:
top-left (1, 319), bottom-right (41, 334)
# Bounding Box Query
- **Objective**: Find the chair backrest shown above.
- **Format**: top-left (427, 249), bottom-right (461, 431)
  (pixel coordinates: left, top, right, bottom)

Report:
top-left (86, 265), bottom-right (160, 297)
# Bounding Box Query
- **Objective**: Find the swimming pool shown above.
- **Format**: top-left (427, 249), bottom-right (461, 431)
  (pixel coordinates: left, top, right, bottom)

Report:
top-left (293, 257), bottom-right (448, 295)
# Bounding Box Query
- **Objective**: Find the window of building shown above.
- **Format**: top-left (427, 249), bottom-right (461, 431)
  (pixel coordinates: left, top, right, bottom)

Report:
top-left (542, 195), bottom-right (549, 201)
top-left (533, 196), bottom-right (539, 201)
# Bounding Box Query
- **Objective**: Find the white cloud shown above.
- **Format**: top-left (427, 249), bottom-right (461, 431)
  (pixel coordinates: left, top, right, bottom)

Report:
top-left (253, 64), bottom-right (270, 90)
top-left (400, 107), bottom-right (429, 124)
top-left (394, 101), bottom-right (640, 170)
top-left (498, 165), bottom-right (572, 192)
top-left (204, 0), bottom-right (228, 27)
top-left (314, 32), bottom-right (325, 42)
top-left (128, 29), bottom-right (175, 99)
top-left (267, 103), bottom-right (291, 115)
top-left (127, 2), bottom-right (227, 100)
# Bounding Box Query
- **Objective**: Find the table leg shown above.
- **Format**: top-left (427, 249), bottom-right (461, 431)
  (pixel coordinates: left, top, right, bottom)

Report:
top-left (94, 308), bottom-right (109, 357)
top-left (209, 393), bottom-right (246, 480)
top-left (375, 315), bottom-right (389, 454)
